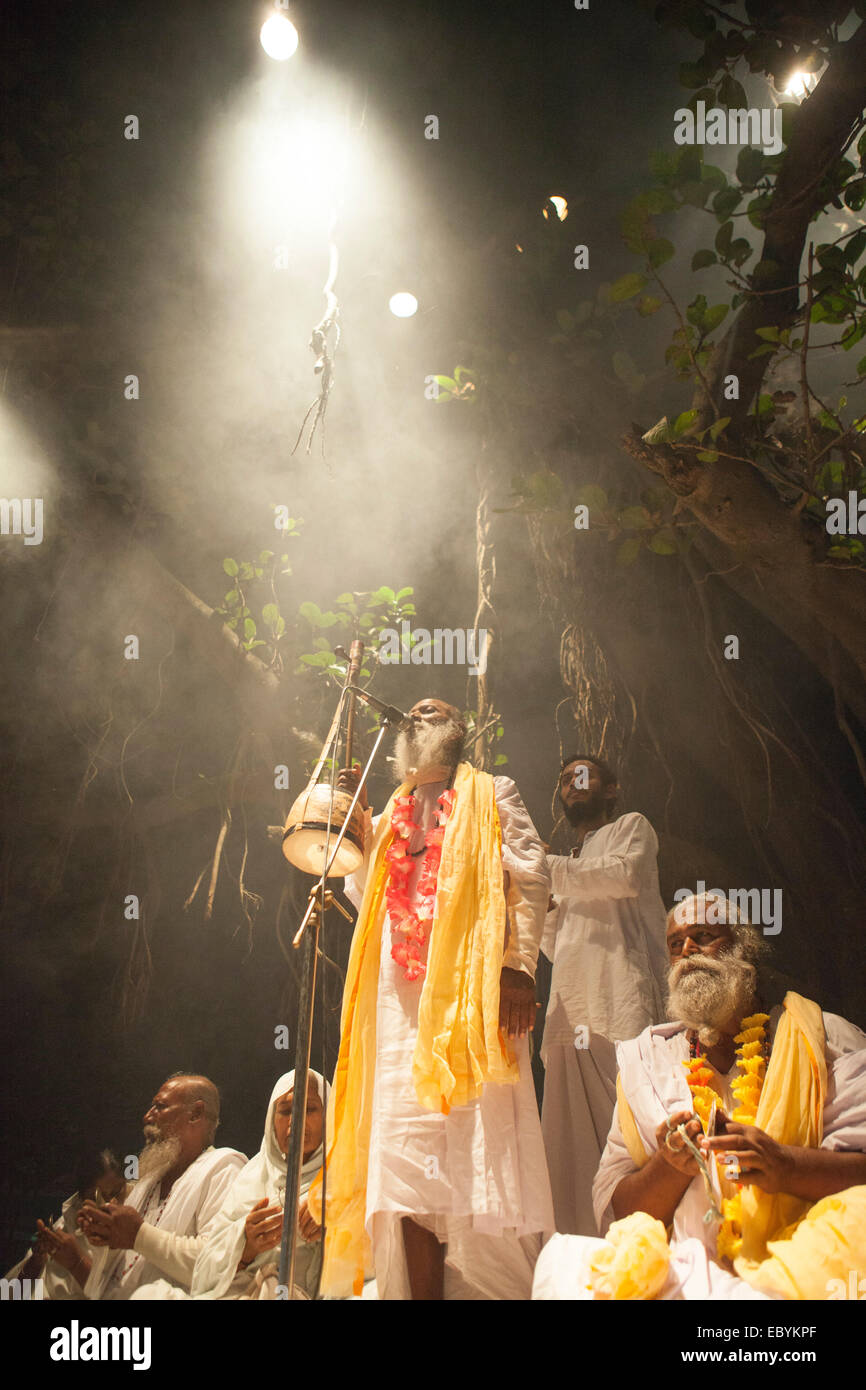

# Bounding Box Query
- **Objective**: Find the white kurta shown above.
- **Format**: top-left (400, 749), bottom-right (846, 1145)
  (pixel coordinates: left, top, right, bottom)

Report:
top-left (85, 1146), bottom-right (246, 1300)
top-left (540, 812), bottom-right (668, 1234)
top-left (533, 1007), bottom-right (866, 1300)
top-left (346, 774), bottom-right (554, 1300)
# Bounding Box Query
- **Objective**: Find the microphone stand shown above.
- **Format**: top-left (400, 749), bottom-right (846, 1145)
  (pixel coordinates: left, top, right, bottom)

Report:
top-left (277, 676), bottom-right (398, 1298)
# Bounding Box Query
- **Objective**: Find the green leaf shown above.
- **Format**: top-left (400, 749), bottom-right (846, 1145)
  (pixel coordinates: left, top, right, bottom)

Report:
top-left (275, 617), bottom-right (286, 637)
top-left (262, 603), bottom-right (279, 627)
top-left (647, 238), bottom-right (675, 268)
top-left (713, 189), bottom-right (740, 221)
top-left (371, 586), bottom-right (396, 604)
top-left (703, 303), bottom-right (729, 332)
top-left (224, 589), bottom-right (239, 605)
top-left (857, 355), bottom-right (866, 377)
top-left (637, 295), bottom-right (663, 316)
top-left (673, 409), bottom-right (700, 437)
top-left (223, 558), bottom-right (239, 577)
top-left (697, 450), bottom-right (719, 462)
top-left (692, 249), bottom-right (717, 270)
top-left (648, 529), bottom-right (677, 555)
top-left (620, 505), bottom-right (652, 530)
top-left (395, 586), bottom-right (413, 600)
top-left (608, 273), bottom-right (647, 303)
top-left (575, 484), bottom-right (608, 511)
top-left (335, 592), bottom-right (355, 605)
top-left (844, 178), bottom-right (866, 212)
top-left (735, 145), bottom-right (766, 189)
top-left (616, 537), bottom-right (642, 566)
top-left (755, 326), bottom-right (781, 341)
top-left (258, 550), bottom-right (274, 564)
top-left (244, 617), bottom-right (257, 640)
top-left (298, 601), bottom-right (323, 625)
top-left (709, 416), bottom-right (731, 441)
top-left (686, 294), bottom-right (708, 328)
top-left (434, 375), bottom-right (456, 391)
top-left (494, 753), bottom-right (509, 767)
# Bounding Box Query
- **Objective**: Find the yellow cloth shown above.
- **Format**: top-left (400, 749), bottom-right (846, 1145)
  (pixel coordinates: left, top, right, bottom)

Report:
top-left (307, 762), bottom-right (517, 1296)
top-left (734, 991), bottom-right (826, 1273)
top-left (616, 1073), bottom-right (648, 1170)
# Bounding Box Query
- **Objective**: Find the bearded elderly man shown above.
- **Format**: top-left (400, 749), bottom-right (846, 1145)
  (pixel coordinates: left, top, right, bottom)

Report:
top-left (533, 894), bottom-right (866, 1300)
top-left (308, 697), bottom-right (554, 1300)
top-left (78, 1074), bottom-right (245, 1300)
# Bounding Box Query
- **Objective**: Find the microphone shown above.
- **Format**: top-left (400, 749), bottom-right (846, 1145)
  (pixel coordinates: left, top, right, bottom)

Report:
top-left (346, 686), bottom-right (413, 731)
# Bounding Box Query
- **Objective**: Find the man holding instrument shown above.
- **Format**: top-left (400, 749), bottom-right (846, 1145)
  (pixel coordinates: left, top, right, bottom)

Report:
top-left (307, 696), bottom-right (554, 1299)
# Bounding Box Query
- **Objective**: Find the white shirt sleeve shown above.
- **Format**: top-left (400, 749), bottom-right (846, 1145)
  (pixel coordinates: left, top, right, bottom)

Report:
top-left (540, 897), bottom-right (564, 963)
top-left (591, 1097), bottom-right (639, 1236)
top-left (821, 1015), bottom-right (866, 1152)
top-left (342, 808), bottom-right (375, 910)
top-left (132, 1153), bottom-right (246, 1289)
top-left (495, 776), bottom-right (552, 979)
top-left (548, 813), bottom-right (657, 902)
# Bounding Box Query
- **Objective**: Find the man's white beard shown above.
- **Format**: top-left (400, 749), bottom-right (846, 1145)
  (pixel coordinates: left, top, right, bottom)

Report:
top-left (667, 946), bottom-right (757, 1047)
top-left (137, 1130), bottom-right (183, 1183)
top-left (393, 718), bottom-right (464, 783)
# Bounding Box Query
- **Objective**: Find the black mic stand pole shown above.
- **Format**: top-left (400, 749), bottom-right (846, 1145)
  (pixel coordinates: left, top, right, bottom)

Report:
top-left (277, 702), bottom-right (395, 1297)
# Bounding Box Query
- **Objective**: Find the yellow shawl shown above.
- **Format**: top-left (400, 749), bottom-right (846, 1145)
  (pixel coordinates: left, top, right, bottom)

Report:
top-left (617, 992), bottom-right (866, 1298)
top-left (307, 762), bottom-right (517, 1296)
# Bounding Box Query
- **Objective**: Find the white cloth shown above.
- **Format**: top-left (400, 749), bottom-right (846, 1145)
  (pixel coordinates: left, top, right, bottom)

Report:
top-left (189, 1069), bottom-right (329, 1300)
top-left (532, 1007), bottom-right (866, 1300)
top-left (540, 812), bottom-right (668, 1233)
top-left (541, 813), bottom-right (669, 1055)
top-left (84, 1145), bottom-right (246, 1300)
top-left (346, 773), bottom-right (554, 1300)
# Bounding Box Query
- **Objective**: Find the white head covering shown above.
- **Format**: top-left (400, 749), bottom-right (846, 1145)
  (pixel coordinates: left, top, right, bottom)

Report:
top-left (190, 1069), bottom-right (328, 1299)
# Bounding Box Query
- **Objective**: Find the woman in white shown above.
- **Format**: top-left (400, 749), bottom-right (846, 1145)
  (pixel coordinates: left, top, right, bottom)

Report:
top-left (189, 1069), bottom-right (328, 1300)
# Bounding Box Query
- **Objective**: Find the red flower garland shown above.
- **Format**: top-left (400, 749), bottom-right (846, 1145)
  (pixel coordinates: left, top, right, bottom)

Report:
top-left (385, 788), bottom-right (456, 981)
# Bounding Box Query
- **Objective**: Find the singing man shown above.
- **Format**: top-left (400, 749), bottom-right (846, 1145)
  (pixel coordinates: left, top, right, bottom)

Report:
top-left (307, 696), bottom-right (554, 1299)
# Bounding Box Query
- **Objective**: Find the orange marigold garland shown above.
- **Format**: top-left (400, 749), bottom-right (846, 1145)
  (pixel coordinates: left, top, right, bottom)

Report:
top-left (682, 1012), bottom-right (770, 1264)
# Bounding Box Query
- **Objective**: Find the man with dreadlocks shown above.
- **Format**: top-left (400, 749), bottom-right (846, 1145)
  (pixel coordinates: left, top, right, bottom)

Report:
top-left (308, 697), bottom-right (554, 1300)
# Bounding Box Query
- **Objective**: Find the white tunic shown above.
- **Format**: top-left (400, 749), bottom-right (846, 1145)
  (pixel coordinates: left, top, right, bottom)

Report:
top-left (85, 1146), bottom-right (246, 1300)
top-left (347, 775), bottom-right (554, 1299)
top-left (539, 811), bottom-right (668, 1234)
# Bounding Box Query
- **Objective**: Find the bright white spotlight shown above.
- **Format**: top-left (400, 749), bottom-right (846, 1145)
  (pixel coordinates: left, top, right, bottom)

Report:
top-left (784, 70), bottom-right (816, 100)
top-left (389, 292), bottom-right (418, 318)
top-left (260, 14), bottom-right (299, 61)
top-left (543, 195), bottom-right (568, 221)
